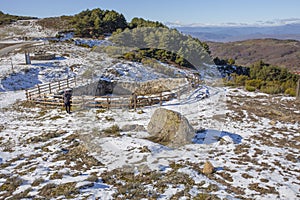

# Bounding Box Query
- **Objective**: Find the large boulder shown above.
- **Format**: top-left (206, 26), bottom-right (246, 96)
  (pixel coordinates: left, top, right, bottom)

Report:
top-left (147, 108), bottom-right (195, 148)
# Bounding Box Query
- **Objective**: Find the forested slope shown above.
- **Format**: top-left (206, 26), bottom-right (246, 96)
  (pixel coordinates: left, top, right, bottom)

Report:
top-left (208, 39), bottom-right (300, 72)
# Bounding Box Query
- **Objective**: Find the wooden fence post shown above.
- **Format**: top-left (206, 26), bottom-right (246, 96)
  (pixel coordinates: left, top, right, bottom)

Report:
top-left (296, 79), bottom-right (300, 100)
top-left (67, 78), bottom-right (69, 88)
top-left (43, 93), bottom-right (46, 109)
top-left (25, 90), bottom-right (29, 100)
top-left (160, 92), bottom-right (162, 106)
top-left (58, 80), bottom-right (61, 90)
top-left (49, 83), bottom-right (52, 94)
top-left (133, 93), bottom-right (137, 111)
top-left (10, 58), bottom-right (14, 73)
top-left (37, 85), bottom-right (41, 97)
top-left (107, 96), bottom-right (111, 110)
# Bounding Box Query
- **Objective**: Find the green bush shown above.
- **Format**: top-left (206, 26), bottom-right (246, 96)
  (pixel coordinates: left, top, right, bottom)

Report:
top-left (124, 52), bottom-right (137, 61)
top-left (223, 80), bottom-right (235, 87)
top-left (245, 79), bottom-right (263, 89)
top-left (129, 17), bottom-right (166, 29)
top-left (281, 79), bottom-right (297, 91)
top-left (245, 85), bottom-right (256, 92)
top-left (122, 48), bottom-right (196, 70)
top-left (284, 88), bottom-right (296, 96)
top-left (260, 84), bottom-right (282, 94)
top-left (72, 8), bottom-right (127, 38)
top-left (234, 74), bottom-right (249, 86)
top-left (221, 61), bottom-right (299, 96)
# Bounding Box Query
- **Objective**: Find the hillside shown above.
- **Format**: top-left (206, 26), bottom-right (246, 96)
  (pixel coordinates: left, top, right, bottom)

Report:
top-left (0, 11), bottom-right (37, 26)
top-left (208, 39), bottom-right (300, 72)
top-left (0, 10), bottom-right (300, 200)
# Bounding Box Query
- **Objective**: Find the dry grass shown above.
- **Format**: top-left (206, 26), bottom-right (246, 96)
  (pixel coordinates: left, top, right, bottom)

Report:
top-left (248, 183), bottom-right (278, 195)
top-left (39, 182), bottom-right (79, 199)
top-left (85, 173), bottom-right (99, 183)
top-left (27, 130), bottom-right (66, 143)
top-left (54, 143), bottom-right (103, 170)
top-left (50, 171), bottom-right (64, 180)
top-left (208, 39), bottom-right (300, 71)
top-left (32, 178), bottom-right (45, 187)
top-left (0, 176), bottom-right (23, 198)
top-left (234, 144), bottom-right (250, 154)
top-left (103, 124), bottom-right (121, 136)
top-left (217, 171), bottom-right (233, 182)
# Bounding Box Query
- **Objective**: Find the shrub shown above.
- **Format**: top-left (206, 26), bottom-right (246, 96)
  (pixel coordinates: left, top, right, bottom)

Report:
top-left (245, 79), bottom-right (263, 89)
top-left (39, 182), bottom-right (79, 198)
top-left (50, 171), bottom-right (63, 180)
top-left (281, 79), bottom-right (297, 91)
top-left (0, 176), bottom-right (23, 195)
top-left (223, 79), bottom-right (235, 86)
top-left (124, 52), bottom-right (137, 61)
top-left (235, 74), bottom-right (249, 86)
top-left (32, 178), bottom-right (45, 187)
top-left (96, 109), bottom-right (106, 114)
top-left (245, 85), bottom-right (256, 92)
top-left (103, 125), bottom-right (120, 136)
top-left (284, 88), bottom-right (296, 96)
top-left (260, 85), bottom-right (282, 94)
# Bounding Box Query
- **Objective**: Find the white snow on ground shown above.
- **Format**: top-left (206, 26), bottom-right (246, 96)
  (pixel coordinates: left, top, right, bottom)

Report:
top-left (0, 23), bottom-right (299, 199)
top-left (0, 91), bottom-right (25, 109)
top-left (1, 80), bottom-right (298, 199)
top-left (0, 20), bottom-right (57, 39)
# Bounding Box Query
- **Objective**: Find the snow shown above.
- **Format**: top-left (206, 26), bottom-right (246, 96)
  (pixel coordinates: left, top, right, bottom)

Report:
top-left (0, 91), bottom-right (25, 108)
top-left (1, 22), bottom-right (300, 199)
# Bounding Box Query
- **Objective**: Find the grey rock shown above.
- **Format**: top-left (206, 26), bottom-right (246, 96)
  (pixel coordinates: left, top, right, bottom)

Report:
top-left (147, 108), bottom-right (195, 148)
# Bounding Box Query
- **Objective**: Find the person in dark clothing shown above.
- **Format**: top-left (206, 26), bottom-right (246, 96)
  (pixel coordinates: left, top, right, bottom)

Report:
top-left (63, 89), bottom-right (72, 114)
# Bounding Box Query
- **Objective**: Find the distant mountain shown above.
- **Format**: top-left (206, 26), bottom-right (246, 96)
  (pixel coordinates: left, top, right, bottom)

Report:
top-left (208, 38), bottom-right (300, 71)
top-left (176, 23), bottom-right (300, 42)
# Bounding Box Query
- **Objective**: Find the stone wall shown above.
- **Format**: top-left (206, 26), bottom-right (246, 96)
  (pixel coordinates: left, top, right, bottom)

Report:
top-left (72, 78), bottom-right (188, 97)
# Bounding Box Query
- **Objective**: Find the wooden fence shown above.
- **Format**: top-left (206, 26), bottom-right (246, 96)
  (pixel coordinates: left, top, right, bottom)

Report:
top-left (29, 90), bottom-right (184, 110)
top-left (25, 77), bottom-right (87, 101)
top-left (25, 76), bottom-right (200, 110)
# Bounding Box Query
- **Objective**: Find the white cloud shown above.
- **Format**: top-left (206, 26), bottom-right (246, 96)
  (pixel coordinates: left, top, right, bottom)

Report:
top-left (166, 18), bottom-right (300, 28)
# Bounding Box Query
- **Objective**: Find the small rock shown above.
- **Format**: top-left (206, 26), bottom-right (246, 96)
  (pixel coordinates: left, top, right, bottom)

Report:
top-left (203, 161), bottom-right (214, 174)
top-left (56, 130), bottom-right (67, 135)
top-left (220, 135), bottom-right (234, 144)
top-left (121, 124), bottom-right (146, 132)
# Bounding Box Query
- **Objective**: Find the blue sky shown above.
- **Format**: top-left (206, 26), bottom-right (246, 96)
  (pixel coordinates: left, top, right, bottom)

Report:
top-left (1, 0), bottom-right (300, 26)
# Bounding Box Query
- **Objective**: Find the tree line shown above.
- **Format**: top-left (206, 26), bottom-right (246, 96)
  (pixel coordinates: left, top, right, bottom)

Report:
top-left (0, 11), bottom-right (37, 26)
top-left (122, 48), bottom-right (196, 70)
top-left (109, 27), bottom-right (212, 68)
top-left (70, 9), bottom-right (167, 38)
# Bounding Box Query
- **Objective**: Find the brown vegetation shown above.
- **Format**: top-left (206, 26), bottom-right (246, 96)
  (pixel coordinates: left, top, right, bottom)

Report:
top-left (208, 39), bottom-right (300, 72)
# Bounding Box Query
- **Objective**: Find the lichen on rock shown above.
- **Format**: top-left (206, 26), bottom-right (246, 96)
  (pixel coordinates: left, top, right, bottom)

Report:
top-left (147, 108), bottom-right (195, 148)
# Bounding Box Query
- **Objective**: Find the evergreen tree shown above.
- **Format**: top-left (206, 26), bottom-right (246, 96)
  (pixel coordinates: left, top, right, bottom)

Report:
top-left (72, 8), bottom-right (127, 38)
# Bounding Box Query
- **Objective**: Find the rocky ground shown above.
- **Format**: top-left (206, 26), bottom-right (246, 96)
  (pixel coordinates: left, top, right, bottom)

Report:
top-left (0, 20), bottom-right (299, 199)
top-left (0, 86), bottom-right (299, 199)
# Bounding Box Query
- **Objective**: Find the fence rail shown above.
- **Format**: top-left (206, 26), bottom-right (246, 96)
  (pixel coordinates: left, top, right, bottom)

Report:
top-left (29, 91), bottom-right (182, 110)
top-left (25, 76), bottom-right (201, 110)
top-left (25, 77), bottom-right (87, 100)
